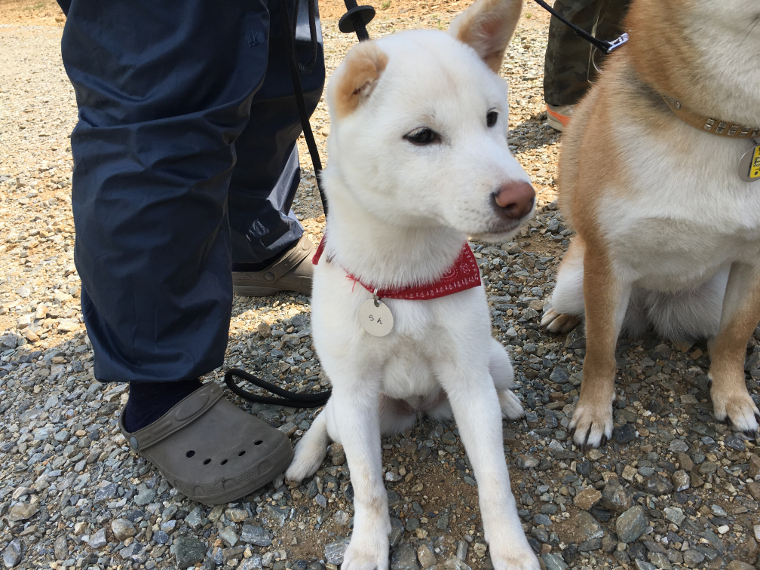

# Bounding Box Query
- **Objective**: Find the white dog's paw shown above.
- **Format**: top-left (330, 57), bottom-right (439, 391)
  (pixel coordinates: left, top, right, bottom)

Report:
top-left (489, 543), bottom-right (541, 570)
top-left (341, 531), bottom-right (390, 570)
top-left (711, 383), bottom-right (760, 437)
top-left (540, 306), bottom-right (581, 334)
top-left (285, 439), bottom-right (327, 483)
top-left (498, 389), bottom-right (525, 420)
top-left (569, 400), bottom-right (613, 450)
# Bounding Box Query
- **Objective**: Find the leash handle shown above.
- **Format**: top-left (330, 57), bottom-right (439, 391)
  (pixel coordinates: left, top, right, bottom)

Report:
top-left (339, 0), bottom-right (375, 41)
top-left (532, 0), bottom-right (628, 55)
top-left (225, 368), bottom-right (332, 408)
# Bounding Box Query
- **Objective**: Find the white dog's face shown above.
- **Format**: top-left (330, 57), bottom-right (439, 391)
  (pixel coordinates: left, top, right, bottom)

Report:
top-left (326, 26), bottom-right (534, 242)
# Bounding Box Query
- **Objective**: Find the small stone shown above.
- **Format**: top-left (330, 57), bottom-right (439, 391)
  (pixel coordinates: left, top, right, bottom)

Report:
top-left (663, 507), bottom-right (685, 525)
top-left (257, 322), bottom-right (271, 337)
top-left (646, 474), bottom-right (673, 496)
top-left (417, 544), bottom-right (436, 568)
top-left (749, 454), bottom-right (760, 479)
top-left (616, 506), bottom-right (649, 543)
top-left (576, 511), bottom-right (603, 540)
top-left (133, 484), bottom-right (156, 506)
top-left (754, 525), bottom-right (760, 542)
top-left (88, 528), bottom-right (107, 549)
top-left (541, 553), bottom-right (568, 570)
top-left (2, 540), bottom-right (21, 568)
top-left (587, 449), bottom-right (604, 461)
top-left (613, 423), bottom-right (636, 444)
top-left (94, 482), bottom-right (118, 502)
top-left (621, 465), bottom-right (637, 481)
top-left (225, 508), bottom-right (248, 523)
top-left (241, 525), bottom-right (272, 547)
top-left (54, 535), bottom-right (68, 560)
top-left (574, 487), bottom-right (602, 510)
top-left (220, 527), bottom-right (239, 548)
top-left (185, 506), bottom-right (204, 529)
top-left (682, 550), bottom-right (705, 567)
top-left (111, 518), bottom-right (136, 541)
top-left (727, 561), bottom-right (756, 570)
top-left (7, 502), bottom-right (39, 521)
top-left (329, 443), bottom-right (346, 466)
top-left (724, 433), bottom-right (746, 452)
top-left (442, 559), bottom-right (471, 570)
top-left (391, 544), bottom-right (419, 570)
top-left (672, 470), bottom-right (690, 492)
top-left (668, 440), bottom-right (689, 453)
top-left (389, 518), bottom-right (404, 548)
top-left (174, 537), bottom-right (207, 568)
top-left (516, 454), bottom-right (539, 469)
top-left (153, 530), bottom-right (170, 544)
top-left (601, 479), bottom-right (632, 513)
top-left (325, 538), bottom-right (350, 566)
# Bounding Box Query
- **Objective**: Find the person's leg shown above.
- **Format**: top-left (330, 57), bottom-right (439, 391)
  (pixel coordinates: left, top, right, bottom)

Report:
top-left (229, 0), bottom-right (325, 296)
top-left (61, 0), bottom-right (270, 404)
top-left (544, 0), bottom-right (603, 109)
top-left (61, 0), bottom-right (297, 503)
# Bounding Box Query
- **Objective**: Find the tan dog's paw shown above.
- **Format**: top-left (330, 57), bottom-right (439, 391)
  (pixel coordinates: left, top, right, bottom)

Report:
top-left (498, 389), bottom-right (525, 420)
top-left (540, 306), bottom-right (582, 334)
top-left (711, 385), bottom-right (760, 437)
top-left (569, 401), bottom-right (613, 449)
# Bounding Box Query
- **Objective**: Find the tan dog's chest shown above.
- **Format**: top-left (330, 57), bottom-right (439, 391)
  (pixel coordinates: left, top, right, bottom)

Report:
top-left (597, 125), bottom-right (760, 291)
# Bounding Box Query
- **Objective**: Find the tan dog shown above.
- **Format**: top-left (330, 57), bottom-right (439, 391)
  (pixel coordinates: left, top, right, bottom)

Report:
top-left (542, 0), bottom-right (760, 448)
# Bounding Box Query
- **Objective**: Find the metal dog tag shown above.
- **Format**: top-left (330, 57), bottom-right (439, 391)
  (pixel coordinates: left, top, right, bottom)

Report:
top-left (739, 144), bottom-right (760, 182)
top-left (359, 299), bottom-right (394, 337)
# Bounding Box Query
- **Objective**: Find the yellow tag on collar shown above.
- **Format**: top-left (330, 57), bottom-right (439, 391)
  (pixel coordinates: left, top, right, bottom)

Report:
top-left (751, 145), bottom-right (760, 180)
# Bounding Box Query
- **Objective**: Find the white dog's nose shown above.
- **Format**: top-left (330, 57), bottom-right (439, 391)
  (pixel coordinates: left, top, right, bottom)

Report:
top-left (493, 181), bottom-right (535, 220)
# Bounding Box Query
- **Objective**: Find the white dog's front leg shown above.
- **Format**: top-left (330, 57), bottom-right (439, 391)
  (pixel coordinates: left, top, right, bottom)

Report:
top-left (330, 382), bottom-right (391, 570)
top-left (438, 365), bottom-right (539, 570)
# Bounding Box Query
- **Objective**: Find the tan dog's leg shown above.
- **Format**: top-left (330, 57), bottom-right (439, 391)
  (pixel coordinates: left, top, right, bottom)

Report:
top-left (709, 262), bottom-right (760, 435)
top-left (569, 246), bottom-right (632, 449)
top-left (542, 237), bottom-right (585, 333)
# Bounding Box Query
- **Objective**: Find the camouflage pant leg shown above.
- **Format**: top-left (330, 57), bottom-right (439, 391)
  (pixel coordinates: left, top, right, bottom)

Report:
top-left (543, 0), bottom-right (631, 107)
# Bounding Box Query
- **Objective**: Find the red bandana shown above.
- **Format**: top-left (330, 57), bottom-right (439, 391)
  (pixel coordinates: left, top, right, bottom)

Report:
top-left (312, 236), bottom-right (482, 300)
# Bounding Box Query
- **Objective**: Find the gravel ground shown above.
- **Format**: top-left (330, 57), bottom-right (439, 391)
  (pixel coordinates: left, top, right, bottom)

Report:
top-left (2, 2), bottom-right (760, 569)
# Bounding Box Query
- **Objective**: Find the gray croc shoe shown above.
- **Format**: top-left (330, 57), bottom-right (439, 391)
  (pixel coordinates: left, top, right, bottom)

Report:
top-left (232, 234), bottom-right (314, 297)
top-left (119, 383), bottom-right (293, 506)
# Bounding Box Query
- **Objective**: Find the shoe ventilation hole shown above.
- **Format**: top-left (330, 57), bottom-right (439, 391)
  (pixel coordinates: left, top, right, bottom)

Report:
top-left (203, 458), bottom-right (211, 465)
top-left (220, 459), bottom-right (228, 465)
top-left (238, 450), bottom-right (246, 456)
top-left (254, 440), bottom-right (263, 445)
top-left (186, 450), bottom-right (195, 458)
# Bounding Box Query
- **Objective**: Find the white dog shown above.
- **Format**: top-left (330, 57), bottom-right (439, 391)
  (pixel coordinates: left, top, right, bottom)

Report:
top-left (541, 0), bottom-right (760, 448)
top-left (285, 1), bottom-right (539, 568)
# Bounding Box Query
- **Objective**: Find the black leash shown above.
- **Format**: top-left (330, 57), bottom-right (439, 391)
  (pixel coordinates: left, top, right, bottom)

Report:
top-left (532, 0), bottom-right (628, 54)
top-left (225, 368), bottom-right (331, 407)
top-left (225, 0), bottom-right (374, 409)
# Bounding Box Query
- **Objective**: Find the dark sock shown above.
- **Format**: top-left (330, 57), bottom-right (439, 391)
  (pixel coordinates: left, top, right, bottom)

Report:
top-left (231, 260), bottom-right (271, 272)
top-left (123, 379), bottom-right (202, 432)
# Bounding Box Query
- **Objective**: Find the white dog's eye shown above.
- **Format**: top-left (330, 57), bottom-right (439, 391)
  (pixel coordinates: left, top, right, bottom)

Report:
top-left (403, 127), bottom-right (439, 146)
top-left (487, 110), bottom-right (498, 127)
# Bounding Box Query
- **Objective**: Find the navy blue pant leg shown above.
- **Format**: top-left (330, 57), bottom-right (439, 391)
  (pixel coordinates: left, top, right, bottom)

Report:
top-left (230, 0), bottom-right (325, 265)
top-left (60, 0), bottom-right (324, 383)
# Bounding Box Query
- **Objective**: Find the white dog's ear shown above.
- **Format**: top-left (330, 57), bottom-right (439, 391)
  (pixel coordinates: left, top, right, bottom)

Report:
top-left (331, 41), bottom-right (388, 118)
top-left (449, 0), bottom-right (522, 73)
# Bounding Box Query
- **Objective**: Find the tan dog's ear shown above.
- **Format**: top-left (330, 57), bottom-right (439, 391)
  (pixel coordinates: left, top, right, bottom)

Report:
top-left (448, 0), bottom-right (522, 73)
top-left (331, 41), bottom-right (388, 119)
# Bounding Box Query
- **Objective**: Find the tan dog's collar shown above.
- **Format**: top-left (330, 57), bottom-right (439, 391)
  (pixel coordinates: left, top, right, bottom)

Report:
top-left (661, 95), bottom-right (760, 139)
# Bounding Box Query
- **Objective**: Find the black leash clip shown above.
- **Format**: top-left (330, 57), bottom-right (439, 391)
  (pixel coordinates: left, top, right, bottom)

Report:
top-left (533, 0), bottom-right (629, 55)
